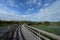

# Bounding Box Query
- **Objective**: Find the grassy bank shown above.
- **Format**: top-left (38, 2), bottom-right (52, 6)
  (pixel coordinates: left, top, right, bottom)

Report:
top-left (0, 24), bottom-right (13, 29)
top-left (31, 24), bottom-right (60, 35)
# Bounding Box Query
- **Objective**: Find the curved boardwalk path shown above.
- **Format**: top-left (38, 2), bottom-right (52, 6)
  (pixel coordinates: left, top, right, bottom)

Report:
top-left (21, 25), bottom-right (39, 40)
top-left (0, 24), bottom-right (60, 40)
top-left (0, 24), bottom-right (39, 40)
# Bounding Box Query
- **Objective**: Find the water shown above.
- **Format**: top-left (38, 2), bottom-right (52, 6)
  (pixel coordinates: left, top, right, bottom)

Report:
top-left (47, 26), bottom-right (60, 29)
top-left (0, 26), bottom-right (11, 37)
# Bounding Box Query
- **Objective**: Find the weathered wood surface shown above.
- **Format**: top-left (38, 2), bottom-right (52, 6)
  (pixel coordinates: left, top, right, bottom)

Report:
top-left (21, 25), bottom-right (39, 40)
top-left (0, 24), bottom-right (60, 40)
top-left (24, 24), bottom-right (60, 40)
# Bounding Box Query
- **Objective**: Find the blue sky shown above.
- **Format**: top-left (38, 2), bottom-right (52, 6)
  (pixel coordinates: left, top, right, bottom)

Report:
top-left (0, 0), bottom-right (60, 21)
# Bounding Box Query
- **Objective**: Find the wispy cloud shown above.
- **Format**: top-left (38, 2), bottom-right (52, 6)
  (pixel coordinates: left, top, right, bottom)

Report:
top-left (21, 0), bottom-right (60, 21)
top-left (34, 0), bottom-right (60, 21)
top-left (0, 0), bottom-right (60, 21)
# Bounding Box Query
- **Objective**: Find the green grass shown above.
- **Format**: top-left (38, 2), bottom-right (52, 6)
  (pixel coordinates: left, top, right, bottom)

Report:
top-left (0, 24), bottom-right (13, 29)
top-left (31, 24), bottom-right (60, 35)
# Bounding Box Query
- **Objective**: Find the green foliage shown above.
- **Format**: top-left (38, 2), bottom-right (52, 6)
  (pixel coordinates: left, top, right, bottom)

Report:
top-left (41, 21), bottom-right (50, 26)
top-left (0, 20), bottom-right (60, 29)
top-left (31, 25), bottom-right (60, 35)
top-left (0, 24), bottom-right (12, 29)
top-left (31, 24), bottom-right (60, 35)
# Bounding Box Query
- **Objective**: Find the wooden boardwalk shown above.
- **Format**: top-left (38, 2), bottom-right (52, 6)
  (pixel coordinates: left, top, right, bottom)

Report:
top-left (0, 24), bottom-right (60, 40)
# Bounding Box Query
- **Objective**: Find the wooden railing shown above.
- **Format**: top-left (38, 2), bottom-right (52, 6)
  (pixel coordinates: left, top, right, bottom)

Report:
top-left (0, 24), bottom-right (60, 40)
top-left (24, 24), bottom-right (60, 40)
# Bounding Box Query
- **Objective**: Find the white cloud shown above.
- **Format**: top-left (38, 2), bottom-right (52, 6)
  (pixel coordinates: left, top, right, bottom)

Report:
top-left (43, 3), bottom-right (50, 7)
top-left (26, 0), bottom-right (32, 5)
top-left (26, 0), bottom-right (38, 5)
top-left (33, 0), bottom-right (38, 4)
top-left (35, 0), bottom-right (60, 21)
top-left (5, 0), bottom-right (15, 7)
top-left (0, 9), bottom-right (33, 21)
top-left (0, 0), bottom-right (60, 21)
top-left (38, 2), bottom-right (41, 7)
top-left (27, 8), bottom-right (34, 11)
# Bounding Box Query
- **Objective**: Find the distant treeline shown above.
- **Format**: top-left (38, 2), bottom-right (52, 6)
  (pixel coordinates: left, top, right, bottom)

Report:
top-left (0, 20), bottom-right (60, 26)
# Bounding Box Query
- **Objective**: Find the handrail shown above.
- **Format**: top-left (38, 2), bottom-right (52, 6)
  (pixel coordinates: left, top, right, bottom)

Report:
top-left (26, 27), bottom-right (50, 40)
top-left (24, 24), bottom-right (60, 40)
